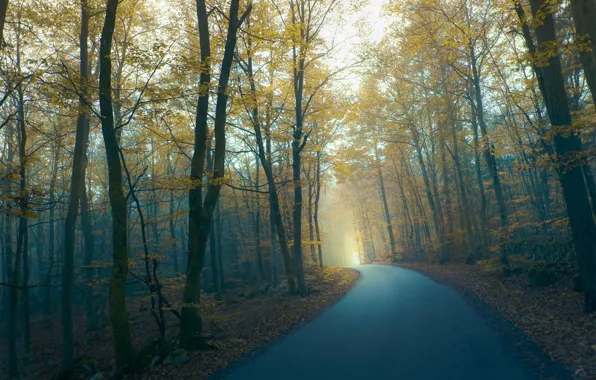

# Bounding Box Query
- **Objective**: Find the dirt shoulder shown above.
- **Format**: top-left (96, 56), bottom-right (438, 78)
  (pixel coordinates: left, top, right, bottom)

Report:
top-left (138, 266), bottom-right (359, 380)
top-left (394, 262), bottom-right (595, 380)
top-left (139, 266), bottom-right (359, 380)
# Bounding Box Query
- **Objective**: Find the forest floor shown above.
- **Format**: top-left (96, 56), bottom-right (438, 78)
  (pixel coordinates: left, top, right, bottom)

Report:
top-left (0, 266), bottom-right (359, 380)
top-left (395, 261), bottom-right (596, 380)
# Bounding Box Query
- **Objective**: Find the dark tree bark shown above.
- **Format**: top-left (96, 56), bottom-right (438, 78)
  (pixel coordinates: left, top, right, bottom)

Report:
top-left (583, 165), bottom-right (596, 218)
top-left (2, 125), bottom-right (14, 342)
top-left (81, 180), bottom-right (97, 331)
top-left (43, 141), bottom-right (60, 313)
top-left (98, 0), bottom-right (134, 370)
top-left (239, 25), bottom-right (297, 292)
top-left (411, 124), bottom-right (444, 252)
top-left (0, 0), bottom-right (8, 46)
top-left (469, 46), bottom-right (509, 263)
top-left (168, 188), bottom-right (179, 273)
top-left (470, 105), bottom-right (488, 255)
top-left (374, 137), bottom-right (397, 260)
top-left (254, 155), bottom-right (265, 281)
top-left (180, 0), bottom-right (249, 349)
top-left (305, 161), bottom-right (317, 263)
top-left (569, 0), bottom-right (596, 104)
top-left (8, 38), bottom-right (27, 376)
top-left (59, 2), bottom-right (91, 374)
top-left (569, 0), bottom-right (596, 106)
top-left (215, 201), bottom-right (224, 290)
top-left (520, 0), bottom-right (596, 312)
top-left (314, 150), bottom-right (323, 267)
top-left (446, 95), bottom-right (475, 260)
top-left (439, 123), bottom-right (453, 262)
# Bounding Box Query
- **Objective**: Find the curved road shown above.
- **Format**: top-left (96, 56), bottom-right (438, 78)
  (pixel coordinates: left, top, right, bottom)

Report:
top-left (214, 265), bottom-right (568, 380)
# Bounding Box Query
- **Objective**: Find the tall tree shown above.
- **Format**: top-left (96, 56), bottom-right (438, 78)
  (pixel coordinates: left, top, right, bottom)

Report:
top-left (180, 0), bottom-right (251, 349)
top-left (98, 0), bottom-right (134, 370)
top-left (0, 0), bottom-right (7, 45)
top-left (59, 0), bottom-right (91, 374)
top-left (518, 0), bottom-right (596, 312)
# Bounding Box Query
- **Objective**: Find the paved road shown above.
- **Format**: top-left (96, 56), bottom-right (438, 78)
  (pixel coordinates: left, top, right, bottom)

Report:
top-left (213, 265), bottom-right (565, 380)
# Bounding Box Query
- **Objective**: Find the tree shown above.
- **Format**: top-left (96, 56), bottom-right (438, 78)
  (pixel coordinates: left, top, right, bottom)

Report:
top-left (98, 0), bottom-right (135, 370)
top-left (0, 0), bottom-right (7, 45)
top-left (516, 0), bottom-right (596, 312)
top-left (179, 0), bottom-right (251, 350)
top-left (59, 0), bottom-right (91, 375)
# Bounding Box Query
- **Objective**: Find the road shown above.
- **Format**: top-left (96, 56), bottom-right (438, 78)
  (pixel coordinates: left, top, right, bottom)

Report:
top-left (213, 265), bottom-right (569, 380)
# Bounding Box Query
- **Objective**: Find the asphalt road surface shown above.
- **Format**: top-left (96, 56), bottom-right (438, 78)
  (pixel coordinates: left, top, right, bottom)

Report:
top-left (213, 265), bottom-right (570, 380)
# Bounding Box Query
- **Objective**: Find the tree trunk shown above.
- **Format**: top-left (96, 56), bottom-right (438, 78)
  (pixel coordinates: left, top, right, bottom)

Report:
top-left (374, 138), bottom-right (397, 260)
top-left (99, 0), bottom-right (134, 370)
top-left (44, 140), bottom-right (60, 313)
top-left (411, 125), bottom-right (444, 252)
top-left (81, 181), bottom-right (97, 331)
top-left (0, 0), bottom-right (8, 45)
top-left (526, 0), bottom-right (596, 311)
top-left (470, 106), bottom-right (488, 256)
top-left (241, 28), bottom-right (296, 292)
top-left (180, 0), bottom-right (247, 349)
top-left (209, 207), bottom-right (221, 296)
top-left (447, 97), bottom-right (475, 261)
top-left (439, 124), bottom-right (453, 262)
top-left (169, 189), bottom-right (179, 273)
top-left (307, 163), bottom-right (317, 264)
top-left (9, 40), bottom-right (27, 375)
top-left (469, 45), bottom-right (509, 263)
top-left (583, 165), bottom-right (596, 218)
top-left (2, 124), bottom-right (14, 332)
top-left (216, 201), bottom-right (224, 290)
top-left (254, 155), bottom-right (265, 280)
top-left (314, 151), bottom-right (323, 268)
top-left (60, 2), bottom-right (91, 374)
top-left (569, 0), bottom-right (596, 104)
top-left (570, 0), bottom-right (596, 106)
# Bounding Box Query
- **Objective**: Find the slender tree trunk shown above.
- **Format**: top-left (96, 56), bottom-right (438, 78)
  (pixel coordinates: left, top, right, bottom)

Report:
top-left (242, 30), bottom-right (296, 292)
top-left (60, 2), bottom-right (91, 373)
top-left (209, 213), bottom-right (220, 296)
top-left (447, 99), bottom-right (475, 261)
top-left (291, 117), bottom-right (306, 296)
top-left (19, 71), bottom-right (30, 355)
top-left (439, 123), bottom-right (453, 262)
top-left (99, 0), bottom-right (134, 370)
top-left (22, 214), bottom-right (29, 354)
top-left (374, 138), bottom-right (397, 260)
top-left (44, 141), bottom-right (60, 313)
top-left (2, 124), bottom-right (14, 333)
top-left (216, 201), bottom-right (224, 290)
top-left (411, 126), bottom-right (444, 252)
top-left (307, 163), bottom-right (316, 264)
top-left (470, 108), bottom-right (488, 256)
top-left (0, 0), bottom-right (8, 45)
top-left (469, 48), bottom-right (509, 263)
top-left (314, 151), bottom-right (323, 268)
top-left (9, 37), bottom-right (27, 375)
top-left (180, 0), bottom-right (248, 348)
top-left (180, 0), bottom-right (212, 348)
top-left (81, 181), bottom-right (97, 331)
top-left (169, 189), bottom-right (179, 273)
top-left (254, 155), bottom-right (265, 280)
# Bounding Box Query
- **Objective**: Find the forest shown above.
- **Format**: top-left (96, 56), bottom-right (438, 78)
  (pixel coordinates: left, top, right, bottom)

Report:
top-left (1, 0), bottom-right (596, 378)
